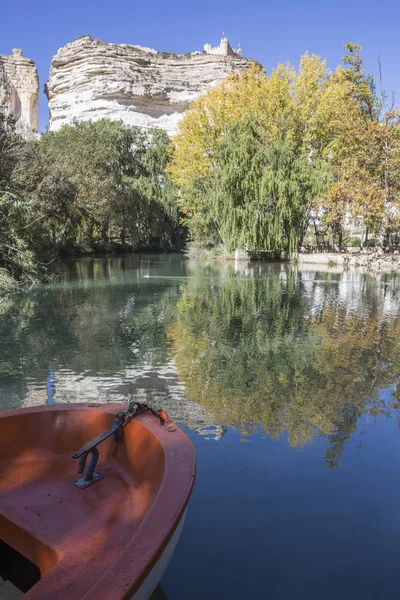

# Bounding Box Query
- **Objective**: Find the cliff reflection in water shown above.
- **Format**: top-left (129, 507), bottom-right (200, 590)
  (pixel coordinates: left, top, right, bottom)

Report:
top-left (1, 255), bottom-right (400, 465)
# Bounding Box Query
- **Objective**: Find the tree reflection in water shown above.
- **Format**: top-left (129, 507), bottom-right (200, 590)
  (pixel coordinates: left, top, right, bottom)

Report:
top-left (1, 256), bottom-right (400, 468)
top-left (168, 263), bottom-right (400, 467)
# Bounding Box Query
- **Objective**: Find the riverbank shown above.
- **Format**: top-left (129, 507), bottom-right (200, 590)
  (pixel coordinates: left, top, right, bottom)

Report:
top-left (291, 250), bottom-right (400, 272)
top-left (187, 244), bottom-right (400, 272)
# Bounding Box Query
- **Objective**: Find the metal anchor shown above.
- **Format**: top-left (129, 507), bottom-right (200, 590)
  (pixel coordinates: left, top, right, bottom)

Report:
top-left (72, 402), bottom-right (166, 489)
top-left (73, 447), bottom-right (103, 489)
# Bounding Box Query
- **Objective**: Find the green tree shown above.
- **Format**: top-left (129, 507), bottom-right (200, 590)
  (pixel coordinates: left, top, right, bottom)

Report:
top-left (183, 116), bottom-right (328, 251)
top-left (22, 120), bottom-right (178, 255)
top-left (0, 111), bottom-right (39, 290)
top-left (0, 118), bottom-right (180, 289)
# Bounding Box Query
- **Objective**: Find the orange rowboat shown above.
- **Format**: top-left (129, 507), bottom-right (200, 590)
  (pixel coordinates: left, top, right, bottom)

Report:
top-left (0, 402), bottom-right (196, 599)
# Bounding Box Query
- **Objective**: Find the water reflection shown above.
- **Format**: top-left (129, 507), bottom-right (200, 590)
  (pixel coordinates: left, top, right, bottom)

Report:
top-left (150, 584), bottom-right (169, 600)
top-left (1, 255), bottom-right (400, 466)
top-left (170, 262), bottom-right (400, 466)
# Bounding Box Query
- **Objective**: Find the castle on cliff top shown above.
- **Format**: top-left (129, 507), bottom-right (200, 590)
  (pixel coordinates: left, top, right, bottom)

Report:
top-left (203, 37), bottom-right (242, 57)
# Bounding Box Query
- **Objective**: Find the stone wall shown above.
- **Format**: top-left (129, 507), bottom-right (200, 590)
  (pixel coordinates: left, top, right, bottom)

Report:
top-left (291, 251), bottom-right (400, 272)
top-left (233, 248), bottom-right (400, 272)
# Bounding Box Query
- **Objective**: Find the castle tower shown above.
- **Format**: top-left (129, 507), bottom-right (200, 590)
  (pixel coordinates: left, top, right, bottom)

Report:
top-left (220, 38), bottom-right (229, 56)
top-left (203, 37), bottom-right (243, 57)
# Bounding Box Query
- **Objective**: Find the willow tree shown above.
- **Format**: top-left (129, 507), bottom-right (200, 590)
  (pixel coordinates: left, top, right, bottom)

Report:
top-left (168, 63), bottom-right (296, 217)
top-left (170, 42), bottom-right (400, 250)
top-left (206, 117), bottom-right (328, 252)
top-left (168, 53), bottom-right (331, 248)
top-left (169, 63), bottom-right (268, 191)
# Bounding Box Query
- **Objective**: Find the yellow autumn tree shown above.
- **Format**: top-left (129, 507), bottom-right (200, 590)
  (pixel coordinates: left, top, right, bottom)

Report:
top-left (293, 52), bottom-right (330, 155)
top-left (312, 46), bottom-right (400, 243)
top-left (168, 61), bottom-right (296, 193)
top-left (169, 42), bottom-right (400, 250)
top-left (168, 52), bottom-right (335, 245)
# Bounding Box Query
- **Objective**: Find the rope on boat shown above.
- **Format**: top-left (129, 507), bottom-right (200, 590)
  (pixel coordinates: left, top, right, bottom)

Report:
top-left (72, 401), bottom-right (176, 488)
top-left (116, 401), bottom-right (176, 431)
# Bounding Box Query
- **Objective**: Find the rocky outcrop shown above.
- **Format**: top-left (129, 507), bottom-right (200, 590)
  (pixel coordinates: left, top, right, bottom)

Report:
top-left (46, 35), bottom-right (250, 134)
top-left (0, 48), bottom-right (39, 137)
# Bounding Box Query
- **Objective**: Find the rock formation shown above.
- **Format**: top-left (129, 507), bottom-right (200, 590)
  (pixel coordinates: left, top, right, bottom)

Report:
top-left (0, 48), bottom-right (39, 137)
top-left (46, 35), bottom-right (250, 134)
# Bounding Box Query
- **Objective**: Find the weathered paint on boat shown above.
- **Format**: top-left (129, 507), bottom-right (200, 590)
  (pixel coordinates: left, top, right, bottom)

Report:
top-left (0, 403), bottom-right (196, 599)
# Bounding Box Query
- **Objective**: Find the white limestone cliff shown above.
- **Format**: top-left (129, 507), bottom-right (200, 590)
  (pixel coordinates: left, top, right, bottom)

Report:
top-left (46, 36), bottom-right (250, 135)
top-left (0, 48), bottom-right (39, 137)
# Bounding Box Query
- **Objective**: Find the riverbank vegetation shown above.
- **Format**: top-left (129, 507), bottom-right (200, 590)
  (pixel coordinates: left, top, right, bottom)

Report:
top-left (0, 117), bottom-right (178, 289)
top-left (169, 43), bottom-right (400, 253)
top-left (2, 42), bottom-right (400, 289)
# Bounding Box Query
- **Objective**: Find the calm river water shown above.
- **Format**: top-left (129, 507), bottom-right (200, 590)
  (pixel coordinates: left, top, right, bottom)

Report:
top-left (2, 254), bottom-right (400, 599)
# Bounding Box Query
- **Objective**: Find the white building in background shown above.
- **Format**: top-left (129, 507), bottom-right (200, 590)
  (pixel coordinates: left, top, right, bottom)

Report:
top-left (204, 37), bottom-right (242, 57)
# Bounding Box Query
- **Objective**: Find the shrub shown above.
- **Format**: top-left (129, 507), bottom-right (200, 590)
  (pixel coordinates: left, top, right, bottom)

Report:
top-left (348, 237), bottom-right (361, 247)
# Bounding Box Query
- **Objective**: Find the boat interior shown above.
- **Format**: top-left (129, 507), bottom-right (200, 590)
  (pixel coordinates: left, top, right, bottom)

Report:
top-left (0, 405), bottom-right (168, 599)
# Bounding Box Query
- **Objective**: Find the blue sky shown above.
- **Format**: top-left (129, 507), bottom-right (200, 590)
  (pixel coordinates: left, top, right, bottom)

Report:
top-left (1, 0), bottom-right (399, 131)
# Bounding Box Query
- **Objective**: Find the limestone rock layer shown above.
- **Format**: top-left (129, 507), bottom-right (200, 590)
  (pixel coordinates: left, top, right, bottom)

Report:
top-left (46, 36), bottom-right (250, 134)
top-left (0, 48), bottom-right (39, 137)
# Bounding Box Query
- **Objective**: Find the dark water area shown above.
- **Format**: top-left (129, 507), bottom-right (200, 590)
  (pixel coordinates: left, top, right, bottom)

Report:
top-left (2, 254), bottom-right (400, 599)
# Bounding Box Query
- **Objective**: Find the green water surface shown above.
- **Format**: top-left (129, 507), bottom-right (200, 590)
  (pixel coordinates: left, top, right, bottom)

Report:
top-left (2, 254), bottom-right (400, 599)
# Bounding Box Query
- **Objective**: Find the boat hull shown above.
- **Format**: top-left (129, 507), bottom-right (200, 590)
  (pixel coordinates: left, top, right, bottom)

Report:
top-left (0, 403), bottom-right (196, 600)
top-left (131, 509), bottom-right (186, 600)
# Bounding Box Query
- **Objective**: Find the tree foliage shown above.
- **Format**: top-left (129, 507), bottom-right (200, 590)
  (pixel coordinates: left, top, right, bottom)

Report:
top-left (0, 120), bottom-right (179, 289)
top-left (0, 111), bottom-right (39, 289)
top-left (187, 116), bottom-right (328, 251)
top-left (22, 120), bottom-right (178, 254)
top-left (169, 43), bottom-right (400, 252)
top-left (3, 41), bottom-right (400, 290)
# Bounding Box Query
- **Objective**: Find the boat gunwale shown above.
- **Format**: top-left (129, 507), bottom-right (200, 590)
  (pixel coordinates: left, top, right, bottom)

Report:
top-left (0, 402), bottom-right (196, 600)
